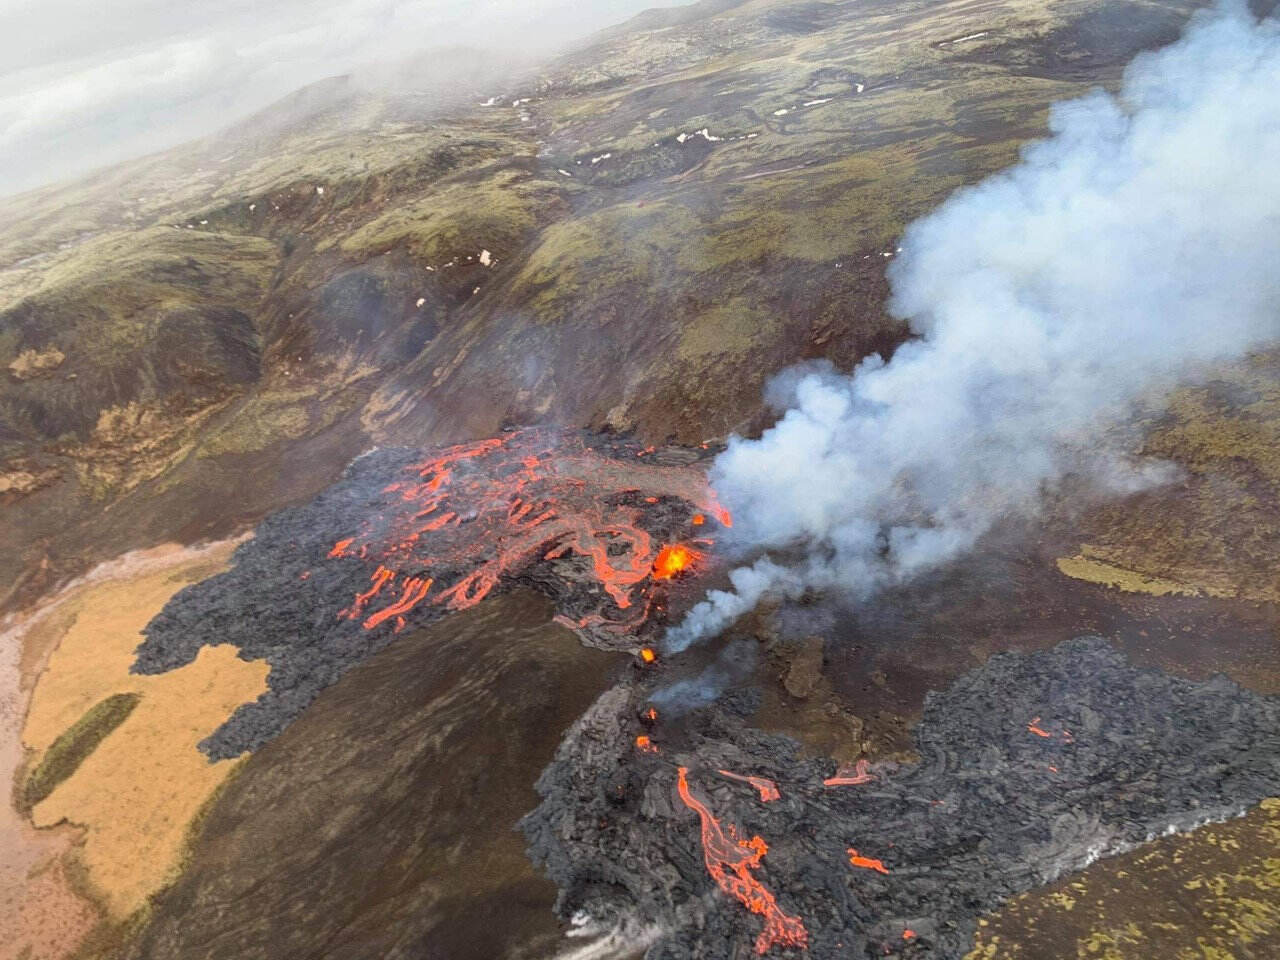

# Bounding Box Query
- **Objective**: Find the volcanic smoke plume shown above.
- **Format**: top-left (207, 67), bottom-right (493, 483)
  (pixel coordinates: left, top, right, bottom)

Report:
top-left (666, 1), bottom-right (1280, 652)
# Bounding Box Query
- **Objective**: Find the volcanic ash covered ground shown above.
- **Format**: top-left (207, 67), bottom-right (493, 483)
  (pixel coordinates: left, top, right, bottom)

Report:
top-left (522, 637), bottom-right (1280, 959)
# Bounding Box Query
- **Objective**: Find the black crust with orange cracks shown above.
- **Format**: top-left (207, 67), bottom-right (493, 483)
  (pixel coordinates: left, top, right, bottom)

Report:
top-left (522, 637), bottom-right (1280, 959)
top-left (133, 428), bottom-right (726, 759)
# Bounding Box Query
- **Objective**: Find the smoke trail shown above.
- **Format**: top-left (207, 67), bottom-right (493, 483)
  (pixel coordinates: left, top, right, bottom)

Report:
top-left (649, 639), bottom-right (757, 715)
top-left (666, 1), bottom-right (1280, 653)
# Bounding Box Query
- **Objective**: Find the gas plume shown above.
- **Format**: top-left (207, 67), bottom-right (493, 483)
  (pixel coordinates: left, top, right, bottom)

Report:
top-left (666, 1), bottom-right (1280, 653)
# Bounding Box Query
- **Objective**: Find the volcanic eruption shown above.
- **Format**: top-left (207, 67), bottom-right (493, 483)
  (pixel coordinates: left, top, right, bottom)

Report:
top-left (665, 1), bottom-right (1280, 655)
top-left (134, 428), bottom-right (730, 756)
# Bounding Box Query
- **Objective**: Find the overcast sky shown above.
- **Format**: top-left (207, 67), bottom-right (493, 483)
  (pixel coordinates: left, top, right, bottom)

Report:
top-left (0, 0), bottom-right (664, 197)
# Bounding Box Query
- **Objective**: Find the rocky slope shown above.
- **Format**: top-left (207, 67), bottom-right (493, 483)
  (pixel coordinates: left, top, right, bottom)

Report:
top-left (6, 0), bottom-right (1267, 615)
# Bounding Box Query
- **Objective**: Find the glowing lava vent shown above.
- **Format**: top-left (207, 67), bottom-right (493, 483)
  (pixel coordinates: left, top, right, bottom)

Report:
top-left (324, 429), bottom-right (728, 639)
top-left (676, 767), bottom-right (808, 954)
top-left (653, 544), bottom-right (699, 580)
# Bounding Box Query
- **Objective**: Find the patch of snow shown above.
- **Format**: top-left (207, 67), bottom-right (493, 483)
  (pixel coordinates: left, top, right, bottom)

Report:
top-left (472, 286), bottom-right (481, 295)
top-left (479, 249), bottom-right (493, 266)
top-left (746, 132), bottom-right (759, 138)
top-left (512, 98), bottom-right (531, 106)
top-left (480, 96), bottom-right (499, 106)
top-left (558, 169), bottom-right (573, 177)
top-left (416, 297), bottom-right (426, 308)
top-left (316, 186), bottom-right (324, 195)
top-left (199, 219), bottom-right (208, 225)
top-left (803, 98), bottom-right (832, 107)
top-left (855, 83), bottom-right (865, 93)
top-left (946, 31), bottom-right (989, 45)
top-left (248, 203), bottom-right (256, 212)
top-left (773, 108), bottom-right (790, 116)
top-left (590, 152), bottom-right (612, 164)
top-left (676, 132), bottom-right (688, 144)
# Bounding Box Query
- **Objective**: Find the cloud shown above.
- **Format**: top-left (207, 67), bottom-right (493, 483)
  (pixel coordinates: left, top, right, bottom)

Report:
top-left (0, 0), bottom-right (665, 195)
top-left (665, 0), bottom-right (1280, 653)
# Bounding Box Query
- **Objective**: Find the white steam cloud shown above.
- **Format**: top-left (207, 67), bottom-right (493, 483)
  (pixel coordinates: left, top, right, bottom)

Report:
top-left (0, 0), bottom-right (670, 196)
top-left (665, 1), bottom-right (1280, 653)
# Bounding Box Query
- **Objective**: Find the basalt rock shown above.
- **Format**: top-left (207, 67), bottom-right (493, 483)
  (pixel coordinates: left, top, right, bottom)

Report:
top-left (521, 636), bottom-right (1280, 959)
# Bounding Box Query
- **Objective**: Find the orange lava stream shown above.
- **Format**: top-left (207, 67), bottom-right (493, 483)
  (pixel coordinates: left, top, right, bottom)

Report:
top-left (718, 769), bottom-right (781, 803)
top-left (325, 430), bottom-right (727, 634)
top-left (846, 848), bottom-right (889, 875)
top-left (635, 735), bottom-right (659, 754)
top-left (676, 767), bottom-right (808, 954)
top-left (822, 759), bottom-right (875, 787)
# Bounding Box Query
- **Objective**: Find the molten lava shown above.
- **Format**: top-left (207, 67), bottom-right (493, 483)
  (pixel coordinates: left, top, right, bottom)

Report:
top-left (823, 759), bottom-right (875, 787)
top-left (653, 544), bottom-right (698, 580)
top-left (324, 429), bottom-right (729, 636)
top-left (636, 735), bottom-right (659, 754)
top-left (1028, 716), bottom-right (1074, 742)
top-left (676, 767), bottom-right (808, 954)
top-left (718, 769), bottom-right (781, 803)
top-left (846, 848), bottom-right (890, 874)
top-left (640, 647), bottom-right (657, 664)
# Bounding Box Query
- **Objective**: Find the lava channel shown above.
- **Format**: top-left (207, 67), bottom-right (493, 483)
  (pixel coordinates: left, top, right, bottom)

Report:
top-left (823, 759), bottom-right (875, 787)
top-left (326, 429), bottom-right (728, 638)
top-left (718, 769), bottom-right (781, 803)
top-left (676, 766), bottom-right (807, 954)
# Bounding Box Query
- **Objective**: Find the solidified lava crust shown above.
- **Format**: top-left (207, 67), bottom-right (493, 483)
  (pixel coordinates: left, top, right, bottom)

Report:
top-left (132, 429), bottom-right (720, 758)
top-left (520, 637), bottom-right (1280, 959)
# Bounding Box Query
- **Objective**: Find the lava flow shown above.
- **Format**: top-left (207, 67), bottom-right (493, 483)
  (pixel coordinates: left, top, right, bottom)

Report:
top-left (325, 429), bottom-right (729, 639)
top-left (823, 759), bottom-right (875, 787)
top-left (846, 848), bottom-right (890, 875)
top-left (676, 767), bottom-right (808, 954)
top-left (718, 769), bottom-right (781, 803)
top-left (1027, 716), bottom-right (1074, 742)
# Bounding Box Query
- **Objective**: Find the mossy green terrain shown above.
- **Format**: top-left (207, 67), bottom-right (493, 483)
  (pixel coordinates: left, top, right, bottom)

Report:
top-left (20, 693), bottom-right (141, 813)
top-left (968, 798), bottom-right (1280, 959)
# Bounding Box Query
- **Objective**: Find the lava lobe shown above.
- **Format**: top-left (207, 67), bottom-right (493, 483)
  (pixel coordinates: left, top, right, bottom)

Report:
top-left (133, 429), bottom-right (726, 758)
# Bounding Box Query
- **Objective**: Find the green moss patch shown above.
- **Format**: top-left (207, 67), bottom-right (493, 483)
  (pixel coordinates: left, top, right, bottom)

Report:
top-left (22, 692), bottom-right (142, 812)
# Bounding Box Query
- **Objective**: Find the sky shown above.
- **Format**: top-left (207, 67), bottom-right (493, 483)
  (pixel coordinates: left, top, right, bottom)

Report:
top-left (0, 0), bottom-right (666, 196)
